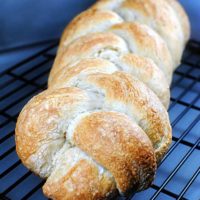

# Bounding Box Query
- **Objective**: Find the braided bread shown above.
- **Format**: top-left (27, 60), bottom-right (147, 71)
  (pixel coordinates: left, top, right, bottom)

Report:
top-left (15, 0), bottom-right (190, 199)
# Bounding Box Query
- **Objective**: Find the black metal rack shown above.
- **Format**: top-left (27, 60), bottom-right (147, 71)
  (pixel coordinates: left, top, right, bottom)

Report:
top-left (0, 39), bottom-right (199, 200)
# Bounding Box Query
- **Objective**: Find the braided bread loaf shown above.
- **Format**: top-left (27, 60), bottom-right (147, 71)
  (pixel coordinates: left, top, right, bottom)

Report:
top-left (15, 0), bottom-right (190, 199)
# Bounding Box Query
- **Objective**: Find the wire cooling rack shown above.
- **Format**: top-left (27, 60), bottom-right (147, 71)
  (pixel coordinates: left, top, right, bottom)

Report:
top-left (0, 39), bottom-right (199, 200)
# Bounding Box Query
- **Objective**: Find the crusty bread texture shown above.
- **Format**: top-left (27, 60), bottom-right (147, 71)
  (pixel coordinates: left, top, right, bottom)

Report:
top-left (15, 0), bottom-right (190, 199)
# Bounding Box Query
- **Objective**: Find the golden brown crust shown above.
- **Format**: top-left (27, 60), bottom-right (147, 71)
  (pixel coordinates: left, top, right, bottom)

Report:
top-left (165, 0), bottom-right (190, 42)
top-left (59, 9), bottom-right (123, 50)
top-left (48, 68), bottom-right (172, 161)
top-left (55, 7), bottom-right (174, 82)
top-left (85, 72), bottom-right (172, 162)
top-left (49, 32), bottom-right (128, 84)
top-left (15, 88), bottom-right (84, 160)
top-left (120, 54), bottom-right (170, 108)
top-left (49, 24), bottom-right (173, 86)
top-left (15, 0), bottom-right (190, 198)
top-left (49, 57), bottom-right (169, 108)
top-left (43, 159), bottom-right (116, 200)
top-left (15, 87), bottom-right (90, 177)
top-left (49, 58), bottom-right (117, 89)
top-left (110, 22), bottom-right (173, 82)
top-left (93, 0), bottom-right (186, 67)
top-left (73, 112), bottom-right (156, 193)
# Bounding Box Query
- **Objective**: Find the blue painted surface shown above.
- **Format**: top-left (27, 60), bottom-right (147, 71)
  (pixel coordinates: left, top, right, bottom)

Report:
top-left (180, 0), bottom-right (200, 41)
top-left (0, 0), bottom-right (199, 71)
top-left (0, 0), bottom-right (96, 49)
top-left (0, 0), bottom-right (199, 50)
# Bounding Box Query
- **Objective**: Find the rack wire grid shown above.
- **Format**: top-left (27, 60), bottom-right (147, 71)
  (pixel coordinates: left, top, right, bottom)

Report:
top-left (0, 38), bottom-right (199, 200)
